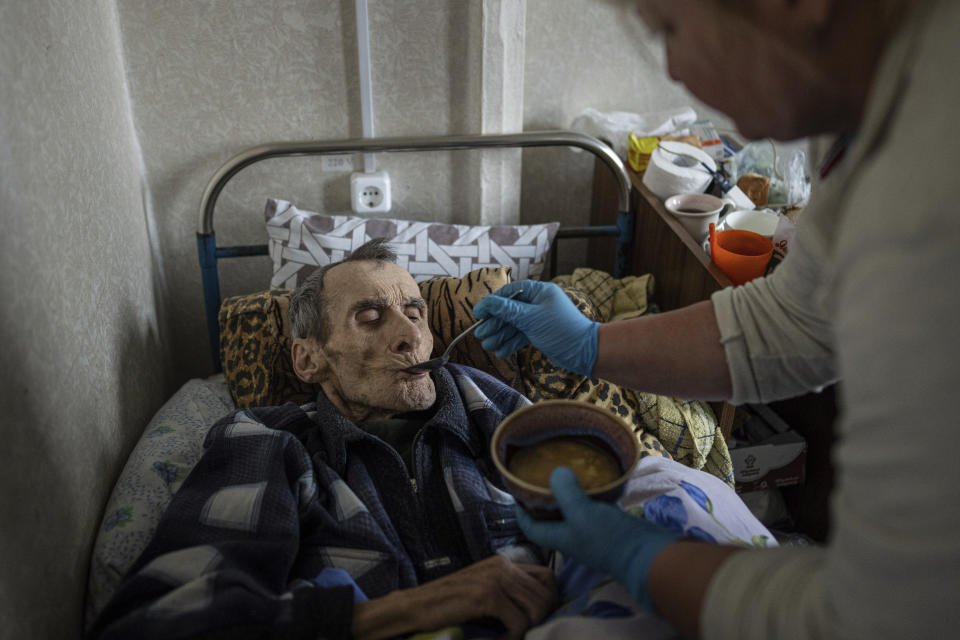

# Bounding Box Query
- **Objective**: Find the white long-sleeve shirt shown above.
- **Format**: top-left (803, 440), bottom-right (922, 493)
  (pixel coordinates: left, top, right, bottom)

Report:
top-left (704, 2), bottom-right (960, 637)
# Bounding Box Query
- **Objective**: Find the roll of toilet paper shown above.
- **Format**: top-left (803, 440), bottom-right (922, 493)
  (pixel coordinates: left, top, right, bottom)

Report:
top-left (642, 141), bottom-right (717, 200)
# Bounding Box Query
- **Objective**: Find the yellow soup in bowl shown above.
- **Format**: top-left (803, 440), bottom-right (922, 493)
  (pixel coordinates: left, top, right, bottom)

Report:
top-left (507, 436), bottom-right (622, 491)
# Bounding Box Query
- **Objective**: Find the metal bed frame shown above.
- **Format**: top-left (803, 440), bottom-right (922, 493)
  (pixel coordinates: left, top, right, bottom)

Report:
top-left (197, 130), bottom-right (633, 371)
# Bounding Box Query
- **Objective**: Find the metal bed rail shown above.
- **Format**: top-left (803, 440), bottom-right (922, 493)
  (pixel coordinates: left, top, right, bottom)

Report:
top-left (197, 130), bottom-right (633, 371)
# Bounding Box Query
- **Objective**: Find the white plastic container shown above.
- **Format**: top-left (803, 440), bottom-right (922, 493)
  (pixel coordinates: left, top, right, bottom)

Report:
top-left (722, 209), bottom-right (779, 238)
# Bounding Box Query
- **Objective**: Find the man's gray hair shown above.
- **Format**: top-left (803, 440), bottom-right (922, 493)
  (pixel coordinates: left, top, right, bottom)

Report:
top-left (289, 238), bottom-right (398, 343)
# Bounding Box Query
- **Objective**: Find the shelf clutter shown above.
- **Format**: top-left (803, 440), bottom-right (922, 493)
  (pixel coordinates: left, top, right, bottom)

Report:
top-left (586, 107), bottom-right (839, 543)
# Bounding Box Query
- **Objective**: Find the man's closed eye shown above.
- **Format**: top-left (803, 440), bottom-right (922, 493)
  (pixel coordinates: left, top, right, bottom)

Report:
top-left (357, 309), bottom-right (381, 324)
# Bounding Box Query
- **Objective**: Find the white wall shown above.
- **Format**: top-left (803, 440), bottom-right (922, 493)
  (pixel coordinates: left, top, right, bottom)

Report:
top-left (0, 2), bottom-right (168, 638)
top-left (115, 0), bottom-right (498, 380)
top-left (522, 0), bottom-right (732, 274)
top-left (116, 0), bottom-right (732, 382)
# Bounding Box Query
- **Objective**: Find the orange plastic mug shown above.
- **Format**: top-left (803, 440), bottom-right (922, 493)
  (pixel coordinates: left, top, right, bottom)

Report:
top-left (709, 223), bottom-right (774, 285)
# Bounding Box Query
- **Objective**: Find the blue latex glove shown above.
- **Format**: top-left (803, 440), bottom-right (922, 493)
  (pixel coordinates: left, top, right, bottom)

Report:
top-left (472, 280), bottom-right (599, 378)
top-left (516, 467), bottom-right (682, 611)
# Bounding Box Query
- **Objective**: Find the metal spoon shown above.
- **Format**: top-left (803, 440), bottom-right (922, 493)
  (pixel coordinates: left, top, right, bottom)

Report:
top-left (403, 289), bottom-right (523, 374)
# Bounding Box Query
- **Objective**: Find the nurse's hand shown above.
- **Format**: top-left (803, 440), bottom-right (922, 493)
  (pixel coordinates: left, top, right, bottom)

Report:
top-left (516, 467), bottom-right (681, 611)
top-left (473, 280), bottom-right (599, 377)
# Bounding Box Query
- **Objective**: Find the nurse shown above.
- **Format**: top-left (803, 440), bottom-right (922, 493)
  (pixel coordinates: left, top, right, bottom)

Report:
top-left (473, 1), bottom-right (960, 638)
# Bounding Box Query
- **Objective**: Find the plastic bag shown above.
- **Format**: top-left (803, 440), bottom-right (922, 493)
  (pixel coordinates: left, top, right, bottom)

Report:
top-left (569, 106), bottom-right (698, 160)
top-left (729, 140), bottom-right (811, 207)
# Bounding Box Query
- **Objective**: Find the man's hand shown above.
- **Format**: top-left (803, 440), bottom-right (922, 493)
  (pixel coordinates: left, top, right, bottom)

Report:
top-left (351, 554), bottom-right (559, 640)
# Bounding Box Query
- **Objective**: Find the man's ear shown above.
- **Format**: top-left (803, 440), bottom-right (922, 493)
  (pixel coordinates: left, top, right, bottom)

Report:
top-left (292, 337), bottom-right (329, 384)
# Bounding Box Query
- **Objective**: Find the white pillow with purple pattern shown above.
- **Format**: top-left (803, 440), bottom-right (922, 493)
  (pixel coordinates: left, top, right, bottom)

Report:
top-left (265, 198), bottom-right (560, 289)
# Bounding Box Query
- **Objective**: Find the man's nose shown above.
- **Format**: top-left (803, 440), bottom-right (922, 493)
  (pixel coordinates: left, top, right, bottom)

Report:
top-left (388, 312), bottom-right (422, 354)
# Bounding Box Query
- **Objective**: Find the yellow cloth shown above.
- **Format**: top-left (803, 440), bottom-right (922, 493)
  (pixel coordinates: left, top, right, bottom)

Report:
top-left (553, 267), bottom-right (654, 321)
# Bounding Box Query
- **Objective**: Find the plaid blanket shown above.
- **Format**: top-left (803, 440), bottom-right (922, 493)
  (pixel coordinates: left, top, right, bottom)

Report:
top-left (90, 364), bottom-right (540, 640)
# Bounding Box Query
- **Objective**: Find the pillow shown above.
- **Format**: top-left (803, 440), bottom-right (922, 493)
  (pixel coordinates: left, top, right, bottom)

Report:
top-left (219, 266), bottom-right (517, 408)
top-left (219, 289), bottom-right (315, 408)
top-left (265, 198), bottom-right (559, 289)
top-left (86, 376), bottom-right (235, 629)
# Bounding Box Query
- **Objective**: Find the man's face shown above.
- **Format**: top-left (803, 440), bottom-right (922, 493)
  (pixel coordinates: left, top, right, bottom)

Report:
top-left (309, 260), bottom-right (436, 422)
top-left (630, 0), bottom-right (859, 140)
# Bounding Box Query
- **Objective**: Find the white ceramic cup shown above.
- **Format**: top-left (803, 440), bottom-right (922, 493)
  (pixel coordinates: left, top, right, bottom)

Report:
top-left (722, 209), bottom-right (779, 238)
top-left (664, 193), bottom-right (725, 244)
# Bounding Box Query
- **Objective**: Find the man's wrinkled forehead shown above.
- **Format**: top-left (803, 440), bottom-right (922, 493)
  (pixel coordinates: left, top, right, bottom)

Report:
top-left (323, 260), bottom-right (424, 312)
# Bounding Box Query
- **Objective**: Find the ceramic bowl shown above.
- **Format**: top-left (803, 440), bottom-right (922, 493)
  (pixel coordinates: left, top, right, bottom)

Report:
top-left (664, 193), bottom-right (725, 244)
top-left (490, 399), bottom-right (640, 519)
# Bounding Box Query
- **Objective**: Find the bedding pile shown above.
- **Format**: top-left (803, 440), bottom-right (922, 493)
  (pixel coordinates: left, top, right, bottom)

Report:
top-left (548, 268), bottom-right (734, 484)
top-left (87, 265), bottom-right (734, 629)
top-left (216, 265), bottom-right (731, 481)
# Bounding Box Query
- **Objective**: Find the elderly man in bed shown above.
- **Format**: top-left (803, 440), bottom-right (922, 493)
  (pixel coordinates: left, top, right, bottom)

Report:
top-left (91, 238), bottom-right (558, 640)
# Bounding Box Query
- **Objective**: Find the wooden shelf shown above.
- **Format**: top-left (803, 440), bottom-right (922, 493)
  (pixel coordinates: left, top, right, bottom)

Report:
top-left (629, 170), bottom-right (735, 308)
top-left (588, 162), bottom-right (734, 308)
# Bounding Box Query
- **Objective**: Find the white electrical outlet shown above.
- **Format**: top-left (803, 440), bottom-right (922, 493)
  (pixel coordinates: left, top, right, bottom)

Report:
top-left (350, 171), bottom-right (391, 213)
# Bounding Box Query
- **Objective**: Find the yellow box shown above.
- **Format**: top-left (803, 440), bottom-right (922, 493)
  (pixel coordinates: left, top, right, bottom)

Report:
top-left (628, 132), bottom-right (660, 172)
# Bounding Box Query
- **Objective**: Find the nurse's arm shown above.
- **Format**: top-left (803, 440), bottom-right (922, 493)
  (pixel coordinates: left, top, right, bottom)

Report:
top-left (593, 300), bottom-right (733, 401)
top-left (649, 541), bottom-right (743, 639)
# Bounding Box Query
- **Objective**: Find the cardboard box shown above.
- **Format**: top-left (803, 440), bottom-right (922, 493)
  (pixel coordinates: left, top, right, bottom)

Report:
top-left (728, 404), bottom-right (807, 494)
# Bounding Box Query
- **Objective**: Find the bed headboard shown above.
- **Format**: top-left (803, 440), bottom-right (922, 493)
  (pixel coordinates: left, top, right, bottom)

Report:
top-left (196, 130), bottom-right (633, 371)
